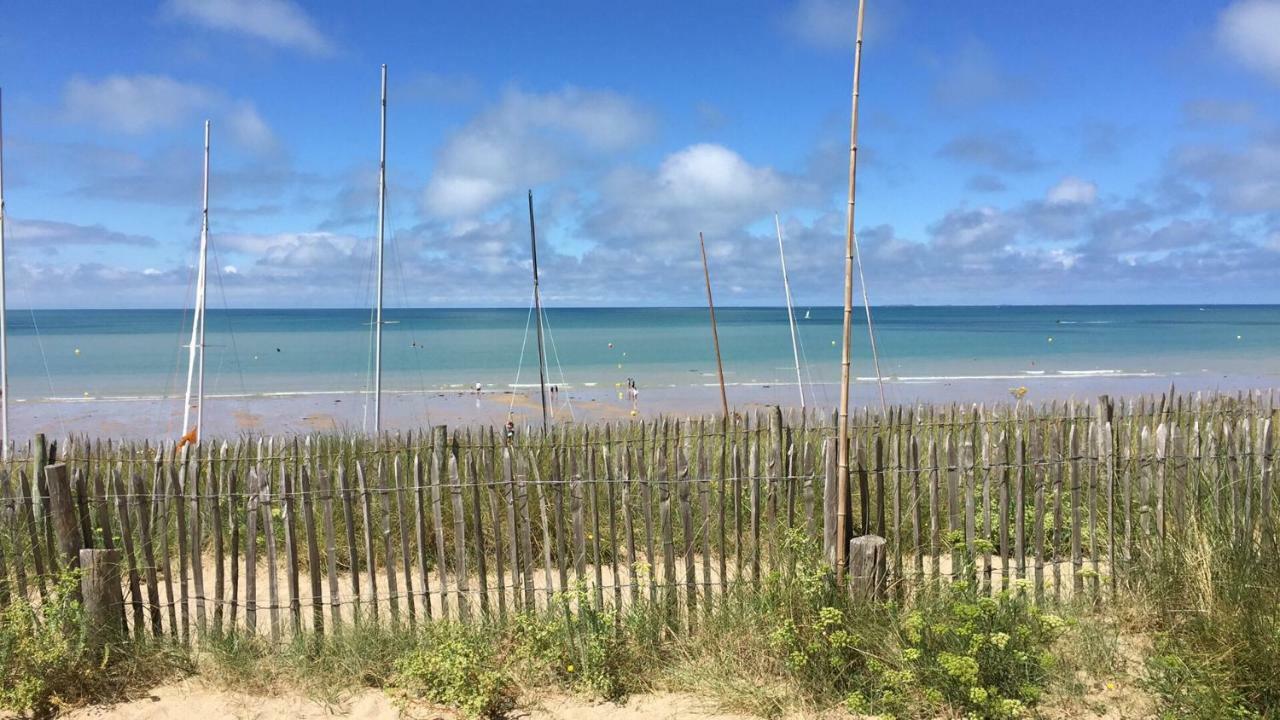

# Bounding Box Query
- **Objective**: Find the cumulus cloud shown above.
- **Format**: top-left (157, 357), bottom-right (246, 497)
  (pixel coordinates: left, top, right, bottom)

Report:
top-left (63, 75), bottom-right (213, 134)
top-left (1046, 177), bottom-right (1098, 206)
top-left (1174, 131), bottom-right (1280, 214)
top-left (225, 101), bottom-right (277, 153)
top-left (423, 87), bottom-right (654, 217)
top-left (61, 74), bottom-right (278, 152)
top-left (585, 143), bottom-right (801, 247)
top-left (1216, 0), bottom-right (1280, 85)
top-left (163, 0), bottom-right (332, 55)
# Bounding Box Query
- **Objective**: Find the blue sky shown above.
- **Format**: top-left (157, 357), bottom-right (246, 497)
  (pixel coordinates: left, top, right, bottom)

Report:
top-left (1, 0), bottom-right (1278, 308)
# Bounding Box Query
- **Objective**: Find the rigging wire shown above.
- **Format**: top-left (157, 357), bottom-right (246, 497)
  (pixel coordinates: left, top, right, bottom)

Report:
top-left (161, 255), bottom-right (199, 439)
top-left (508, 291), bottom-right (537, 417)
top-left (360, 230), bottom-right (378, 434)
top-left (852, 232), bottom-right (888, 414)
top-left (208, 242), bottom-right (250, 416)
top-left (19, 299), bottom-right (67, 440)
top-left (387, 228), bottom-right (432, 428)
top-left (539, 303), bottom-right (575, 421)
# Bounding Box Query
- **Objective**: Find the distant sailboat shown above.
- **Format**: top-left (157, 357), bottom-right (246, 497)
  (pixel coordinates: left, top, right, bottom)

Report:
top-left (179, 121), bottom-right (212, 447)
top-left (804, 309), bottom-right (810, 320)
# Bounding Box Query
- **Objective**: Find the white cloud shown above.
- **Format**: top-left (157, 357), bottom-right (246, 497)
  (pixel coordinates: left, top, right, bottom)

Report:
top-left (583, 143), bottom-right (804, 255)
top-left (781, 0), bottom-right (900, 50)
top-left (63, 75), bottom-right (213, 134)
top-left (225, 101), bottom-right (278, 153)
top-left (218, 231), bottom-right (363, 270)
top-left (423, 87), bottom-right (653, 217)
top-left (164, 0), bottom-right (332, 55)
top-left (61, 75), bottom-right (278, 153)
top-left (1046, 176), bottom-right (1098, 206)
top-left (1216, 0), bottom-right (1280, 84)
top-left (6, 218), bottom-right (156, 247)
top-left (654, 144), bottom-right (788, 212)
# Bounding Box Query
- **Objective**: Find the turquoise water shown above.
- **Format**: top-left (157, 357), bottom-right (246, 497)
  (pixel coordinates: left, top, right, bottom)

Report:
top-left (5, 305), bottom-right (1280, 400)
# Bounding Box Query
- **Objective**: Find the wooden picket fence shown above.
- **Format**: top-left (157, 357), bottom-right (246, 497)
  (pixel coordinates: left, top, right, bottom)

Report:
top-left (0, 391), bottom-right (1275, 642)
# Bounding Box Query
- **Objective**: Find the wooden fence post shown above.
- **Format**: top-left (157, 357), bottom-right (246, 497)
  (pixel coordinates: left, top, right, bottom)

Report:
top-left (822, 437), bottom-right (837, 566)
top-left (45, 463), bottom-right (82, 571)
top-left (848, 534), bottom-right (887, 601)
top-left (80, 548), bottom-right (124, 651)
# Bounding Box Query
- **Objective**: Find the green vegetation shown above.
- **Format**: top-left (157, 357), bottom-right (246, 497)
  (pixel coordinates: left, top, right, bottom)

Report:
top-left (0, 570), bottom-right (187, 718)
top-left (1133, 522), bottom-right (1280, 719)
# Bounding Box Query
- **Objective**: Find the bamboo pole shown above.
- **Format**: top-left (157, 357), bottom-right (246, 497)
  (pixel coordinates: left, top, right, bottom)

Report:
top-left (836, 0), bottom-right (868, 581)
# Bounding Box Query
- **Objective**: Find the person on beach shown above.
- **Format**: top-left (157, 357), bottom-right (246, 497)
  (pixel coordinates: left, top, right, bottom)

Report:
top-left (504, 419), bottom-right (516, 443)
top-left (475, 382), bottom-right (483, 396)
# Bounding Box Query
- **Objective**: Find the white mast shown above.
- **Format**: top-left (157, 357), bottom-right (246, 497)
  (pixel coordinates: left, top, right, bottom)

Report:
top-left (0, 88), bottom-right (9, 458)
top-left (181, 120), bottom-right (211, 443)
top-left (774, 213), bottom-right (804, 409)
top-left (373, 64), bottom-right (387, 433)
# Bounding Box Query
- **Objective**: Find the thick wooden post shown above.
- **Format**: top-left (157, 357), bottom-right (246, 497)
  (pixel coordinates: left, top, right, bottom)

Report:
top-left (45, 463), bottom-right (82, 570)
top-left (848, 534), bottom-right (887, 601)
top-left (81, 548), bottom-right (124, 650)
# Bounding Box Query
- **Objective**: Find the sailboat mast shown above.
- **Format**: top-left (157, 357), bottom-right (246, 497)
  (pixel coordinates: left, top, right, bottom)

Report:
top-left (373, 64), bottom-right (386, 430)
top-left (835, 0), bottom-right (868, 579)
top-left (527, 190), bottom-right (549, 432)
top-left (182, 120), bottom-right (211, 443)
top-left (373, 64), bottom-right (388, 434)
top-left (0, 88), bottom-right (9, 458)
top-left (699, 232), bottom-right (730, 420)
top-left (775, 213), bottom-right (804, 409)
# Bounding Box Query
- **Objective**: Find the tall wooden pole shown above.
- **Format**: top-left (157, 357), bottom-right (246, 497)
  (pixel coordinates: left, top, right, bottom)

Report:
top-left (836, 0), bottom-right (868, 581)
top-left (373, 64), bottom-right (388, 433)
top-left (699, 232), bottom-right (730, 420)
top-left (0, 87), bottom-right (9, 458)
top-left (528, 190), bottom-right (549, 432)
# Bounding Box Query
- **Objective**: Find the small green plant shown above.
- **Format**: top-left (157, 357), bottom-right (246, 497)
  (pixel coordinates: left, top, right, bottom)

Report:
top-left (393, 622), bottom-right (515, 718)
top-left (0, 570), bottom-right (188, 718)
top-left (899, 580), bottom-right (1065, 719)
top-left (0, 571), bottom-right (93, 717)
top-left (513, 584), bottom-right (645, 701)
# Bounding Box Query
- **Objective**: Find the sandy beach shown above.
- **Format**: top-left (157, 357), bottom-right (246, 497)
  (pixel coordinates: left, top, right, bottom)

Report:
top-left (11, 370), bottom-right (1278, 442)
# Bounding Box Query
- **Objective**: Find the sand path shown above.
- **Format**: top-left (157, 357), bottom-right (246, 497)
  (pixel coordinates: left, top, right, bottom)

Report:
top-left (59, 683), bottom-right (779, 720)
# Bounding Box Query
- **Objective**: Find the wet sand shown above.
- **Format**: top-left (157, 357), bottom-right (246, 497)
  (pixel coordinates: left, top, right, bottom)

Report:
top-left (10, 371), bottom-right (1278, 442)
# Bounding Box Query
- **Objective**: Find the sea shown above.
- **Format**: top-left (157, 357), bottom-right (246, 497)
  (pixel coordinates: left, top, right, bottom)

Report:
top-left (6, 305), bottom-right (1279, 403)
